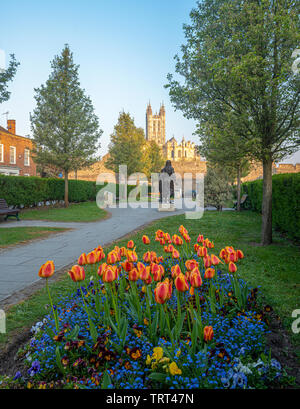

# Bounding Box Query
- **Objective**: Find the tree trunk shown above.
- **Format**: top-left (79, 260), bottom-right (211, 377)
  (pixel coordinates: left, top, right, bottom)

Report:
top-left (236, 165), bottom-right (241, 212)
top-left (261, 158), bottom-right (273, 245)
top-left (64, 170), bottom-right (69, 208)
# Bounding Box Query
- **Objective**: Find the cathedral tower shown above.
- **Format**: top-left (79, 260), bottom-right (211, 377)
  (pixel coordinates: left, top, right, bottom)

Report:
top-left (145, 102), bottom-right (165, 146)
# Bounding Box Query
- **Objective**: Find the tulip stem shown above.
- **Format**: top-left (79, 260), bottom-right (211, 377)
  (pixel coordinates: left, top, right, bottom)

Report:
top-left (46, 278), bottom-right (59, 332)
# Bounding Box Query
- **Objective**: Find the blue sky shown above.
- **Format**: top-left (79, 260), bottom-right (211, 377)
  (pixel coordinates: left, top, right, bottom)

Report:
top-left (0, 0), bottom-right (299, 163)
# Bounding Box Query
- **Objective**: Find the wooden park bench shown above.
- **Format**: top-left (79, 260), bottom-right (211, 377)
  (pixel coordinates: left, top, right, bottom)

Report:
top-left (0, 198), bottom-right (20, 221)
top-left (233, 194), bottom-right (248, 210)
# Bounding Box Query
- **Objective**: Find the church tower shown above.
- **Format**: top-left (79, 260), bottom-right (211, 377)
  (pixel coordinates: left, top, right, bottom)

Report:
top-left (146, 102), bottom-right (165, 146)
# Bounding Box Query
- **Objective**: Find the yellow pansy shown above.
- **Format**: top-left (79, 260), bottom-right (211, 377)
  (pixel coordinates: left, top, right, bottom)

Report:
top-left (169, 362), bottom-right (182, 376)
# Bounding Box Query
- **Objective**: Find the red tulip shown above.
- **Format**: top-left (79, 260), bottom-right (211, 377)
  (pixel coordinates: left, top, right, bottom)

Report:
top-left (172, 249), bottom-right (180, 259)
top-left (237, 249), bottom-right (244, 259)
top-left (122, 260), bottom-right (134, 272)
top-left (38, 260), bottom-right (55, 278)
top-left (197, 234), bottom-right (204, 243)
top-left (211, 254), bottom-right (221, 265)
top-left (127, 250), bottom-right (138, 262)
top-left (172, 234), bottom-right (183, 246)
top-left (97, 263), bottom-right (108, 277)
top-left (86, 251), bottom-right (97, 264)
top-left (171, 264), bottom-right (182, 278)
top-left (154, 279), bottom-right (172, 304)
top-left (203, 255), bottom-right (212, 269)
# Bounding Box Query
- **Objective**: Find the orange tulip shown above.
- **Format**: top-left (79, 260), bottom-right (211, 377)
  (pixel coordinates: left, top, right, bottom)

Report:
top-left (211, 254), bottom-right (221, 265)
top-left (194, 243), bottom-right (200, 252)
top-left (86, 251), bottom-right (97, 264)
top-left (38, 260), bottom-right (55, 278)
top-left (172, 234), bottom-right (183, 246)
top-left (154, 279), bottom-right (172, 304)
top-left (78, 253), bottom-right (87, 266)
top-left (122, 260), bottom-right (134, 272)
top-left (127, 240), bottom-right (134, 249)
top-left (204, 268), bottom-right (215, 279)
top-left (190, 268), bottom-right (203, 288)
top-left (164, 233), bottom-right (172, 243)
top-left (172, 249), bottom-right (180, 259)
top-left (207, 240), bottom-right (214, 249)
top-left (203, 255), bottom-right (212, 269)
top-left (175, 273), bottom-right (189, 292)
top-left (127, 250), bottom-right (138, 262)
top-left (179, 225), bottom-right (188, 235)
top-left (185, 259), bottom-right (199, 271)
top-left (229, 262), bottom-right (237, 273)
top-left (140, 265), bottom-right (150, 282)
top-left (107, 251), bottom-right (118, 264)
top-left (237, 249), bottom-right (244, 259)
top-left (142, 235), bottom-right (150, 245)
top-left (151, 263), bottom-right (164, 281)
top-left (197, 234), bottom-right (204, 243)
top-left (219, 248), bottom-right (227, 260)
top-left (197, 246), bottom-right (208, 258)
top-left (97, 263), bottom-right (108, 277)
top-left (159, 238), bottom-right (166, 245)
top-left (120, 247), bottom-right (127, 257)
top-left (171, 264), bottom-right (182, 278)
top-left (103, 265), bottom-right (118, 283)
top-left (203, 326), bottom-right (214, 342)
top-left (128, 268), bottom-right (139, 282)
top-left (183, 233), bottom-right (191, 243)
top-left (68, 265), bottom-right (85, 282)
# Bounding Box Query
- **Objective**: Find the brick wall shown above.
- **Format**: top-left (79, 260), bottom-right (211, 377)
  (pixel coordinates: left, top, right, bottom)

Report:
top-left (0, 123), bottom-right (36, 176)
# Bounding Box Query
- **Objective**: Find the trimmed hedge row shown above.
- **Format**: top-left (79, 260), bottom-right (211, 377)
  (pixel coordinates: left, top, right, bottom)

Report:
top-left (0, 175), bottom-right (151, 208)
top-left (242, 173), bottom-right (300, 240)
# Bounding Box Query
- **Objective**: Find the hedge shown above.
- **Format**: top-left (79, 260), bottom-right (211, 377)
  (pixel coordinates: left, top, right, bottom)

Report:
top-left (0, 175), bottom-right (151, 208)
top-left (242, 173), bottom-right (300, 240)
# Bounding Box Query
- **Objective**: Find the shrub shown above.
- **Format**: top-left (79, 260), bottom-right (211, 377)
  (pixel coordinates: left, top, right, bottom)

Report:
top-left (0, 175), bottom-right (152, 208)
top-left (242, 173), bottom-right (300, 240)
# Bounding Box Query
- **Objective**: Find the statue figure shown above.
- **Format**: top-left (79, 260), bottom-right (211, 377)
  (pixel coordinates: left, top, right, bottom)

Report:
top-left (159, 160), bottom-right (175, 203)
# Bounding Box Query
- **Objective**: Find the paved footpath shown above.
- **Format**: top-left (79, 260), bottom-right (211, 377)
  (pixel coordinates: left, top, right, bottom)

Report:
top-left (0, 206), bottom-right (187, 302)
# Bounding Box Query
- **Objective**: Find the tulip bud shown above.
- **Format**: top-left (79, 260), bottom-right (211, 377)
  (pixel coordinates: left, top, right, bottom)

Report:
top-left (127, 240), bottom-right (134, 249)
top-left (86, 251), bottom-right (97, 264)
top-left (175, 273), bottom-right (189, 292)
top-left (78, 253), bottom-right (87, 266)
top-left (68, 265), bottom-right (85, 282)
top-left (128, 268), bottom-right (139, 281)
top-left (190, 268), bottom-right (203, 288)
top-left (204, 268), bottom-right (215, 279)
top-left (228, 262), bottom-right (237, 273)
top-left (203, 326), bottom-right (214, 342)
top-left (142, 235), bottom-right (150, 245)
top-left (38, 260), bottom-right (55, 278)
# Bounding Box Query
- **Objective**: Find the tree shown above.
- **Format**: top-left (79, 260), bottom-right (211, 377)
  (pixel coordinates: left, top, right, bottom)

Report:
top-left (143, 140), bottom-right (165, 178)
top-left (105, 112), bottom-right (146, 176)
top-left (198, 109), bottom-right (251, 211)
top-left (0, 54), bottom-right (19, 103)
top-left (31, 45), bottom-right (102, 207)
top-left (166, 0), bottom-right (300, 245)
top-left (204, 164), bottom-right (233, 210)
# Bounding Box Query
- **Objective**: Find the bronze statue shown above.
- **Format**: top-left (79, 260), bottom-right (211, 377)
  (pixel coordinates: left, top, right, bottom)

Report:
top-left (159, 160), bottom-right (175, 203)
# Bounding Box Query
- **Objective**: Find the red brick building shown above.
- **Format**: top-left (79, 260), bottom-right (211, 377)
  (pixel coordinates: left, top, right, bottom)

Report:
top-left (0, 120), bottom-right (36, 176)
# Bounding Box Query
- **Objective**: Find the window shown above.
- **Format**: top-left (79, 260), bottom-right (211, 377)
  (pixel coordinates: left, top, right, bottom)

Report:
top-left (0, 144), bottom-right (3, 162)
top-left (24, 148), bottom-right (30, 166)
top-left (10, 146), bottom-right (16, 164)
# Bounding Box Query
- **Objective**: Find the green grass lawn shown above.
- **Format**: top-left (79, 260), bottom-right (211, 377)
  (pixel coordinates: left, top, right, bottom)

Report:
top-left (0, 227), bottom-right (68, 247)
top-left (20, 201), bottom-right (108, 222)
top-left (1, 210), bottom-right (299, 360)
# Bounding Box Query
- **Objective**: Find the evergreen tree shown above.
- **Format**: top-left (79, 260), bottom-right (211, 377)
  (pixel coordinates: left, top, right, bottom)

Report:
top-left (0, 54), bottom-right (19, 103)
top-left (105, 112), bottom-right (146, 176)
top-left (166, 0), bottom-right (300, 245)
top-left (31, 45), bottom-right (102, 206)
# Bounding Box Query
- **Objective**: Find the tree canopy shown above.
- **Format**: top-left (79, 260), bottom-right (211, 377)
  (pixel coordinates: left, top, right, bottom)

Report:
top-left (0, 54), bottom-right (19, 104)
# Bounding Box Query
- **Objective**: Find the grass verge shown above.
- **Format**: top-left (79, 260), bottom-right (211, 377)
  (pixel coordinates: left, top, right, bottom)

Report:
top-left (0, 227), bottom-right (68, 248)
top-left (20, 201), bottom-right (108, 223)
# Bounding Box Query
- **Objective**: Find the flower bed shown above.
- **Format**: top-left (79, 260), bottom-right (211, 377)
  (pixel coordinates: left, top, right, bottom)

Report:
top-left (0, 226), bottom-right (291, 389)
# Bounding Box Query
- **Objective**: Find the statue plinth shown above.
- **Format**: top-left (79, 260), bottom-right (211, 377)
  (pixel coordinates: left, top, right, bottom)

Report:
top-left (158, 203), bottom-right (176, 212)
